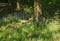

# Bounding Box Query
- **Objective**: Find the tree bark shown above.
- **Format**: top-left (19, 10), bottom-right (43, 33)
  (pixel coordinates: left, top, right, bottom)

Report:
top-left (34, 0), bottom-right (42, 22)
top-left (16, 0), bottom-right (20, 10)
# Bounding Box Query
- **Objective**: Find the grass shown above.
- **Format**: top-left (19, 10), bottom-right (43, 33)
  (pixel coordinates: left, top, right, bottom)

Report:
top-left (0, 15), bottom-right (60, 41)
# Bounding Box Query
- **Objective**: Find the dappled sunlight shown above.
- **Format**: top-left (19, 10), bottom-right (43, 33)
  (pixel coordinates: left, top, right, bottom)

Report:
top-left (52, 33), bottom-right (60, 41)
top-left (0, 0), bottom-right (60, 41)
top-left (47, 20), bottom-right (60, 32)
top-left (0, 18), bottom-right (60, 41)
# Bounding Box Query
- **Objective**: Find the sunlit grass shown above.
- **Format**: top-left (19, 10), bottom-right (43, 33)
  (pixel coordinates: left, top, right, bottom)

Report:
top-left (47, 20), bottom-right (60, 32)
top-left (0, 16), bottom-right (60, 41)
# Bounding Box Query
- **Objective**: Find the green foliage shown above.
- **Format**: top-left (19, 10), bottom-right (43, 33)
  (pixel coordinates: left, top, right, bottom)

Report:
top-left (47, 20), bottom-right (60, 32)
top-left (0, 0), bottom-right (60, 41)
top-left (24, 6), bottom-right (33, 13)
top-left (0, 17), bottom-right (60, 41)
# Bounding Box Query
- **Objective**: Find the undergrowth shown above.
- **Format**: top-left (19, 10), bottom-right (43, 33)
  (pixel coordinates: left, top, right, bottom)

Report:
top-left (0, 17), bottom-right (60, 41)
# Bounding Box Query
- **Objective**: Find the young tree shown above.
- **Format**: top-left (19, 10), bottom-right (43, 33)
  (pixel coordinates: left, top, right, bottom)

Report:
top-left (16, 0), bottom-right (20, 10)
top-left (34, 0), bottom-right (42, 22)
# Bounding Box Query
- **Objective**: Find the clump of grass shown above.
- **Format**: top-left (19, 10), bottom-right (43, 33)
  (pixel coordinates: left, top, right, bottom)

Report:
top-left (46, 20), bottom-right (60, 32)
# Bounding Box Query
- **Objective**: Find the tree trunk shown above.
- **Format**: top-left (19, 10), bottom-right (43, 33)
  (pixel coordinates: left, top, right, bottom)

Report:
top-left (16, 0), bottom-right (20, 10)
top-left (34, 0), bottom-right (42, 22)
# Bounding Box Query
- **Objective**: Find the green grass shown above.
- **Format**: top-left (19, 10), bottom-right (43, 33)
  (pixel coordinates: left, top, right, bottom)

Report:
top-left (0, 17), bottom-right (60, 41)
